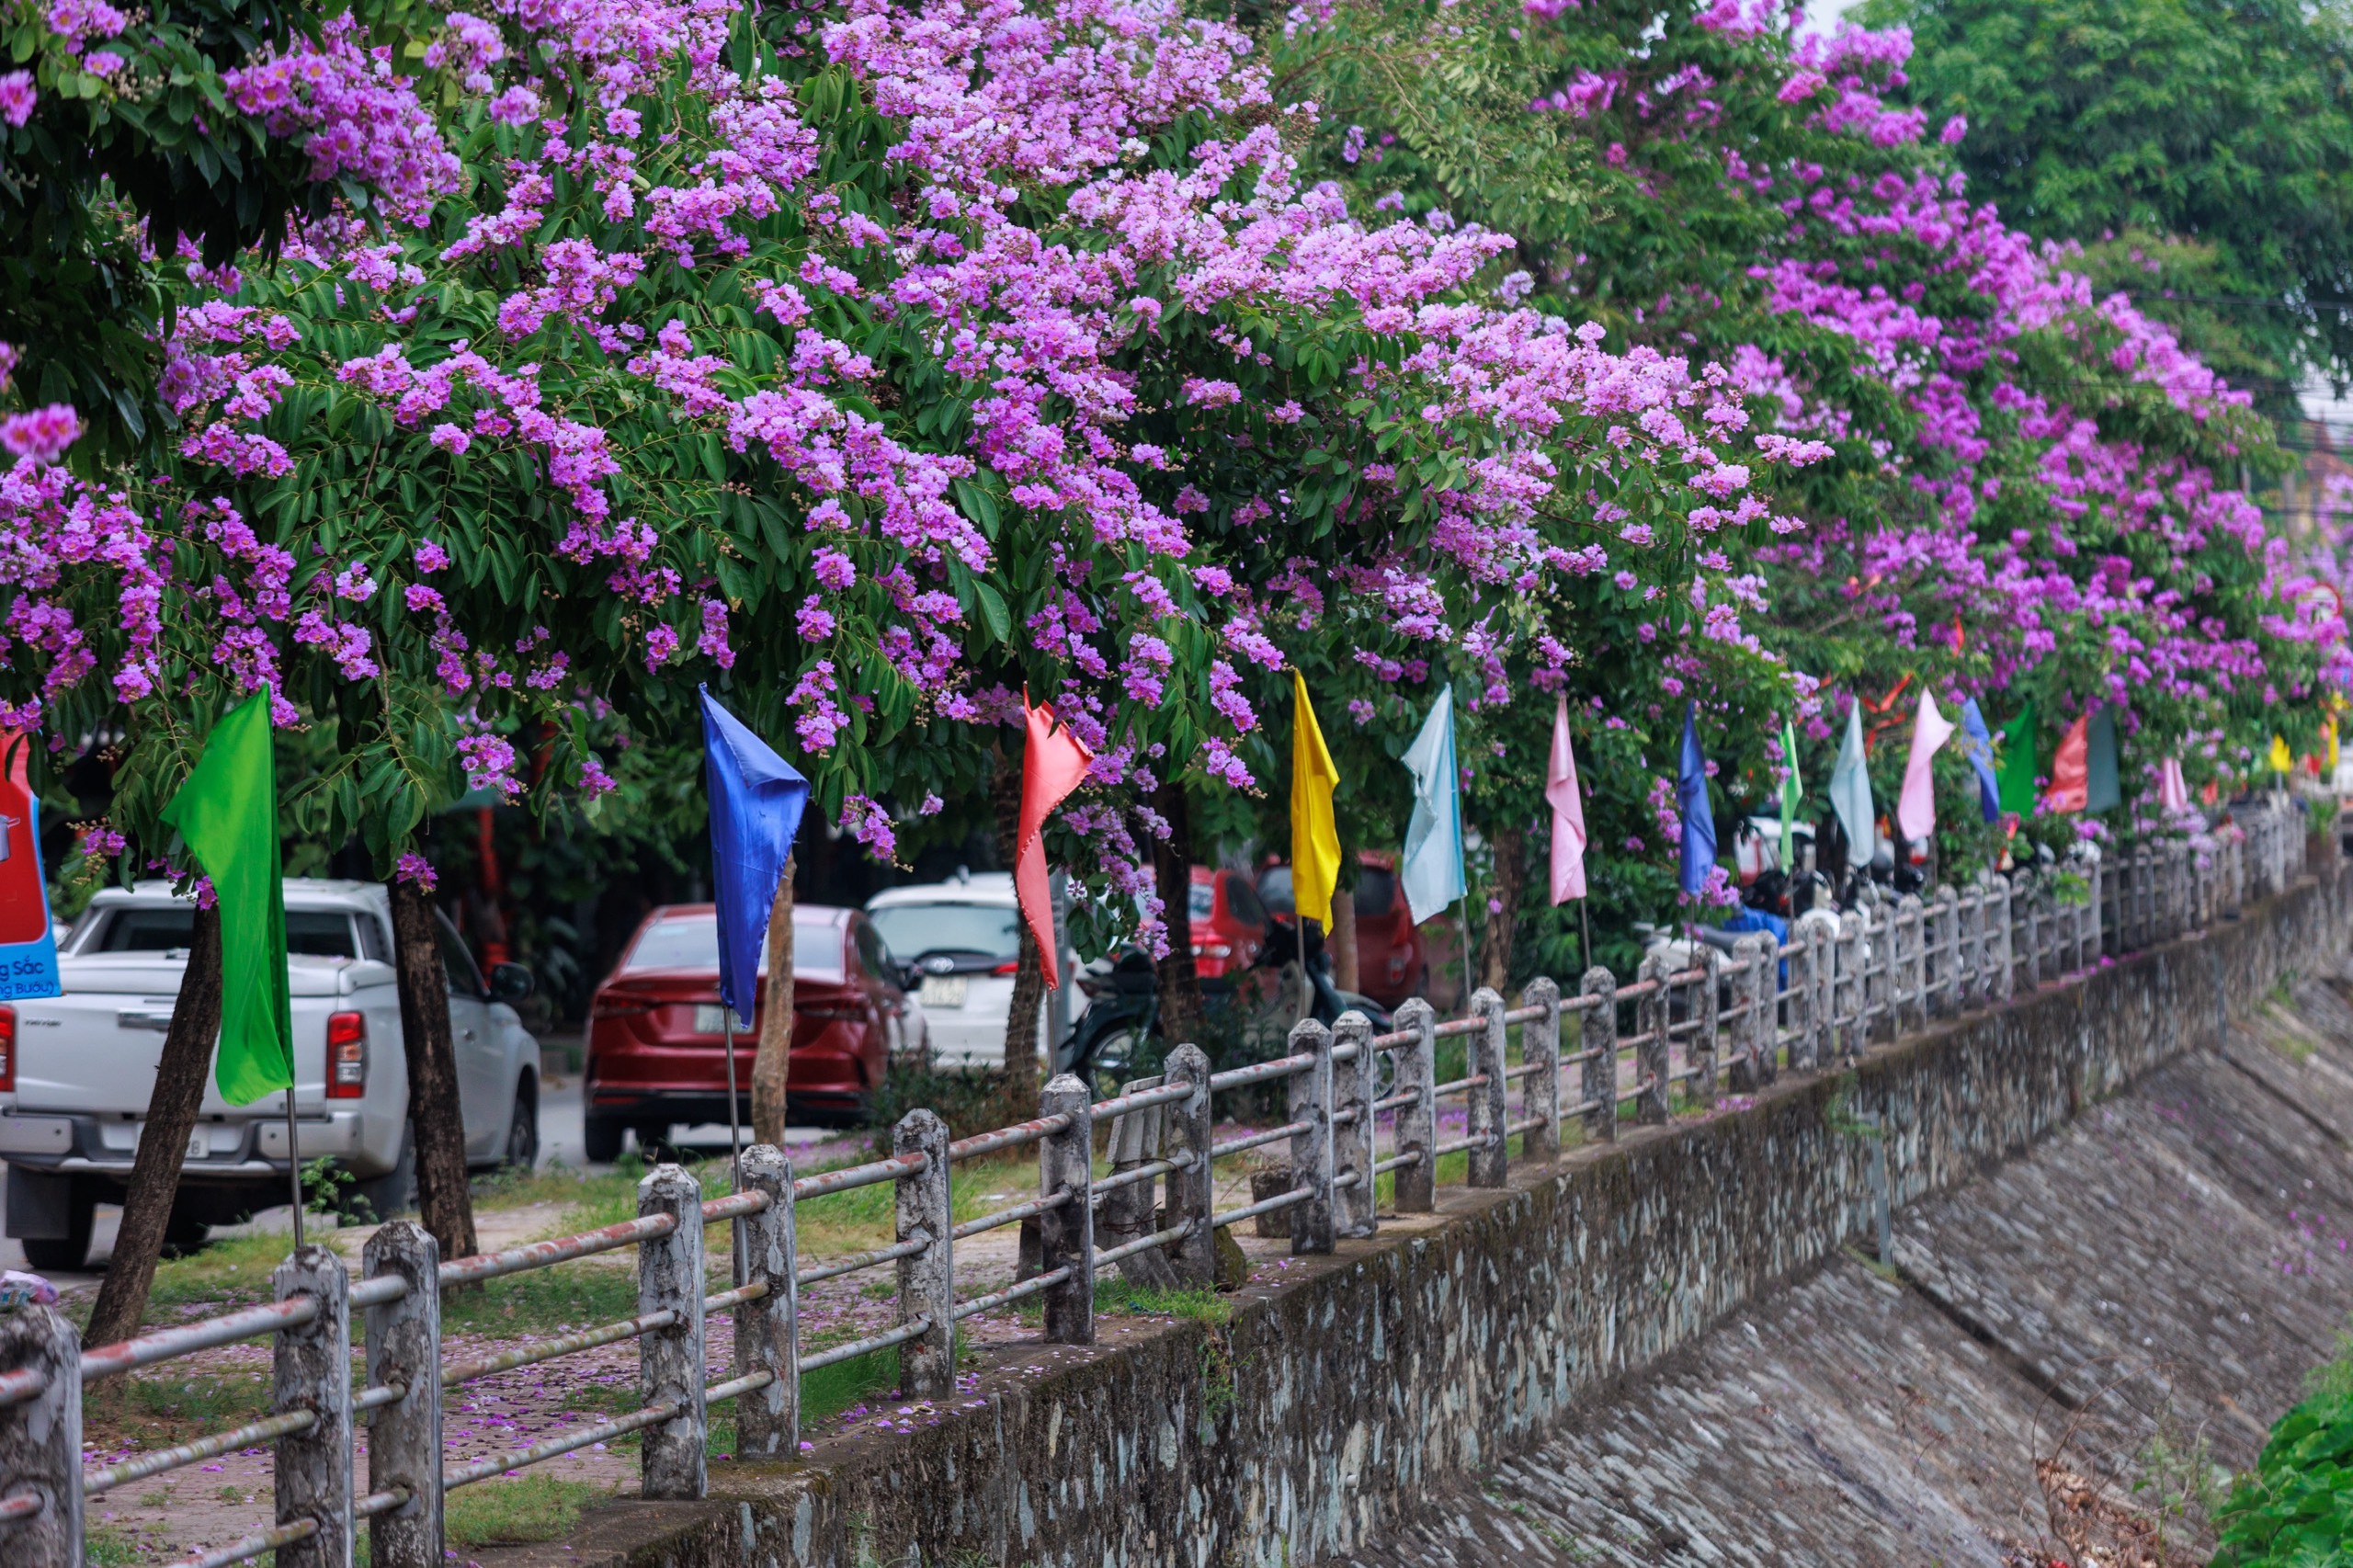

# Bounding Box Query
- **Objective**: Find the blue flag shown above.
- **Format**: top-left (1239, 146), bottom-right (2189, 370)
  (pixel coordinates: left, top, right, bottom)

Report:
top-left (700, 687), bottom-right (810, 1030)
top-left (1958, 698), bottom-right (2001, 824)
top-left (1399, 684), bottom-right (1467, 925)
top-left (1677, 703), bottom-right (1717, 897)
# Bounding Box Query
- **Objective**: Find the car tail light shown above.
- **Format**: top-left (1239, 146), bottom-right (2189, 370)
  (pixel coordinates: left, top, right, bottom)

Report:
top-left (991, 960), bottom-right (1019, 976)
top-left (0, 1005), bottom-right (15, 1093)
top-left (1192, 943), bottom-right (1232, 960)
top-left (325, 1011), bottom-right (366, 1098)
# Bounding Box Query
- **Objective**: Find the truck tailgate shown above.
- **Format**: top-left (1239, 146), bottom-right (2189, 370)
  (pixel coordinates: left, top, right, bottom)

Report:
top-left (14, 955), bottom-right (365, 1115)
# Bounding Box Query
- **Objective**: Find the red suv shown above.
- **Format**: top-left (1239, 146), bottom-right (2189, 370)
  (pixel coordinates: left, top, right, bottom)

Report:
top-left (1187, 866), bottom-right (1269, 979)
top-left (1255, 851), bottom-right (1427, 1008)
top-left (584, 903), bottom-right (918, 1157)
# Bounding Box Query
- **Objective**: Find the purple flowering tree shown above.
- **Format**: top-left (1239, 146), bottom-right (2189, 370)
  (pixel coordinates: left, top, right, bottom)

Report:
top-left (1277, 0), bottom-right (2346, 937)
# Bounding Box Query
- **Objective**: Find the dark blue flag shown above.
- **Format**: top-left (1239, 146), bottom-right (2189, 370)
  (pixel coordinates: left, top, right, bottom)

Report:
top-left (700, 687), bottom-right (810, 1029)
top-left (1678, 703), bottom-right (1717, 897)
top-left (1959, 698), bottom-right (2001, 824)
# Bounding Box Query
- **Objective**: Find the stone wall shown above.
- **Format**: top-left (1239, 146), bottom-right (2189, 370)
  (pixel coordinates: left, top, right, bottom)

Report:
top-left (517, 850), bottom-right (2353, 1568)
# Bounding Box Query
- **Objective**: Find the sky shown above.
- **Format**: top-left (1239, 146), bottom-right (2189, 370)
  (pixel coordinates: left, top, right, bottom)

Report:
top-left (1802, 0), bottom-right (1860, 34)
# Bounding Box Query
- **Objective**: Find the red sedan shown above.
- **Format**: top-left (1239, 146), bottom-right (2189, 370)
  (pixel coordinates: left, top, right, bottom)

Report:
top-left (583, 903), bottom-right (918, 1159)
top-left (1187, 866), bottom-right (1269, 979)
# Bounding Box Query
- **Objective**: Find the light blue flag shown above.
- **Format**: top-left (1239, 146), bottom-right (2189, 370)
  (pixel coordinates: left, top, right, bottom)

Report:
top-left (1958, 698), bottom-right (2001, 824)
top-left (1828, 698), bottom-right (1874, 866)
top-left (1399, 684), bottom-right (1467, 925)
top-left (1677, 703), bottom-right (1717, 896)
top-left (701, 686), bottom-right (811, 1029)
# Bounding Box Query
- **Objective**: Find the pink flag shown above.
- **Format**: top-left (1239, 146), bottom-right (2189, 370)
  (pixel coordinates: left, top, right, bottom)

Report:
top-left (1895, 688), bottom-right (1956, 842)
top-left (1546, 694), bottom-right (1587, 903)
top-left (2159, 756), bottom-right (2190, 812)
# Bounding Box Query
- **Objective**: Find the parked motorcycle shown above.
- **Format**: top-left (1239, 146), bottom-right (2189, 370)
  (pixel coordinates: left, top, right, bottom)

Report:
top-left (1060, 925), bottom-right (1396, 1100)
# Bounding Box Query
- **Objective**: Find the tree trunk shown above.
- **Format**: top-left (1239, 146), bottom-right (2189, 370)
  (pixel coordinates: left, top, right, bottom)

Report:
top-left (1481, 824), bottom-right (1527, 995)
top-left (994, 762), bottom-right (1042, 1104)
top-left (1004, 922), bottom-right (1044, 1103)
top-left (391, 878), bottom-right (477, 1264)
top-left (750, 858), bottom-right (795, 1146)
top-left (1329, 887), bottom-right (1359, 995)
top-left (85, 903), bottom-right (223, 1348)
top-left (1149, 778), bottom-right (1206, 1048)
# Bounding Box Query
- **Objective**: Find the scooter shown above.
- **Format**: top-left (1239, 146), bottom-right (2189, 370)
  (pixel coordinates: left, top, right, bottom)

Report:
top-left (1061, 926), bottom-right (1396, 1099)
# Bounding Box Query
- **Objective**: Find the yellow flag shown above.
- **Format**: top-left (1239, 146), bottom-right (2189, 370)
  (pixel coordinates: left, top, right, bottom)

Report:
top-left (1290, 671), bottom-right (1341, 930)
top-left (2270, 733), bottom-right (2294, 774)
top-left (2330, 716), bottom-right (2340, 772)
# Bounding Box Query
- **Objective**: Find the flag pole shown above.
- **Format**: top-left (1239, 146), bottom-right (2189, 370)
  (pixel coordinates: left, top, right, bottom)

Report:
top-left (723, 1016), bottom-right (745, 1285)
top-left (1458, 893), bottom-right (1476, 1003)
top-left (1578, 897), bottom-right (1592, 975)
top-left (284, 1088), bottom-right (305, 1250)
top-left (1299, 917), bottom-right (1314, 1024)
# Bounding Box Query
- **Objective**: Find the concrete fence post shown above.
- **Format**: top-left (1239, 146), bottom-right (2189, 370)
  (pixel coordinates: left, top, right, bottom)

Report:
top-left (2085, 857), bottom-right (2104, 971)
top-left (1581, 968), bottom-right (1618, 1141)
top-left (1331, 1011), bottom-right (1378, 1236)
top-left (892, 1110), bottom-right (954, 1398)
top-left (1099, 1074), bottom-right (1176, 1290)
top-left (1931, 886), bottom-right (1958, 1017)
top-left (1523, 977), bottom-right (1562, 1161)
top-left (0, 1306), bottom-right (80, 1568)
top-left (1634, 954), bottom-right (1673, 1123)
top-left (1835, 910), bottom-right (1865, 1059)
top-left (1809, 915), bottom-right (1837, 1066)
top-left (1893, 893), bottom-right (1924, 1032)
top-left (1722, 941), bottom-right (1754, 1090)
top-left (2020, 878), bottom-right (2043, 990)
top-left (1987, 876), bottom-right (2014, 1003)
top-left (1690, 952), bottom-right (1720, 1098)
top-left (1038, 1074), bottom-right (1095, 1343)
top-left (638, 1163), bottom-right (708, 1500)
top-left (1162, 1045), bottom-right (1216, 1282)
top-left (1728, 937), bottom-right (1770, 1089)
top-left (733, 1145), bottom-right (797, 1458)
top-left (1786, 921), bottom-right (1817, 1072)
top-left (1468, 988), bottom-right (1510, 1184)
top-left (1392, 1000), bottom-right (1438, 1211)
top-left (1962, 885), bottom-right (1986, 1008)
top-left (274, 1244), bottom-right (353, 1568)
top-left (362, 1222), bottom-right (441, 1568)
top-left (1860, 903), bottom-right (1889, 1042)
top-left (1288, 1018), bottom-right (1336, 1254)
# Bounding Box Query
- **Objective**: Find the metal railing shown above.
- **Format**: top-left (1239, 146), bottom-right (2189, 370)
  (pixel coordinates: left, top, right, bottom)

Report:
top-left (0, 800), bottom-right (2307, 1568)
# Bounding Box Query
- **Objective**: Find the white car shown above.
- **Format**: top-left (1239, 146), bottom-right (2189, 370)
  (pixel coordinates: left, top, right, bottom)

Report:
top-left (0, 880), bottom-right (542, 1269)
top-left (865, 873), bottom-right (1080, 1069)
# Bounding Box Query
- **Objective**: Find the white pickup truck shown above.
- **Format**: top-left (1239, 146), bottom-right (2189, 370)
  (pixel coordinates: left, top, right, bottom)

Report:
top-left (0, 879), bottom-right (543, 1270)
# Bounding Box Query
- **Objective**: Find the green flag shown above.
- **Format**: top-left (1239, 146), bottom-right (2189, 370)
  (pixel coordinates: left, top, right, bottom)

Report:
top-left (1779, 716), bottom-right (1802, 865)
top-left (1995, 701), bottom-right (2037, 818)
top-left (161, 691), bottom-right (290, 1106)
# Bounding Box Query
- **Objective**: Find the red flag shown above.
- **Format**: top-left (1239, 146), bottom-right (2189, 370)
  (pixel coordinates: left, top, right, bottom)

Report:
top-left (2044, 713), bottom-right (2089, 813)
top-left (1017, 697), bottom-right (1094, 990)
top-left (0, 734), bottom-right (47, 946)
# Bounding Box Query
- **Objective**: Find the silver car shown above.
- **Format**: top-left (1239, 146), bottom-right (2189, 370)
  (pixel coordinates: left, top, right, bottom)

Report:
top-left (865, 873), bottom-right (1080, 1069)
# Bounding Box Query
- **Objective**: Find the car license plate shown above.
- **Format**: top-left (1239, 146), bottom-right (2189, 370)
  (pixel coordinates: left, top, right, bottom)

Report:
top-left (918, 976), bottom-right (967, 1008)
top-left (694, 1004), bottom-right (730, 1035)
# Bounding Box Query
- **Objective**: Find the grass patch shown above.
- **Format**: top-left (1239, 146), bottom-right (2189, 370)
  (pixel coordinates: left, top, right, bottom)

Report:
top-left (141, 1229), bottom-right (349, 1317)
top-left (85, 1522), bottom-right (155, 1566)
top-left (438, 1257), bottom-right (693, 1340)
top-left (472, 1153), bottom-right (645, 1215)
top-left (800, 1344), bottom-right (901, 1427)
top-left (93, 1366), bottom-right (274, 1433)
top-left (443, 1474), bottom-right (616, 1549)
